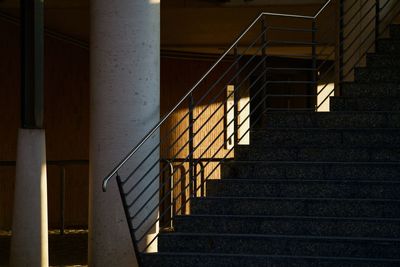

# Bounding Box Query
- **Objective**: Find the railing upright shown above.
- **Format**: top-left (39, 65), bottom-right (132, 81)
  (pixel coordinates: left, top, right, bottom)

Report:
top-left (312, 18), bottom-right (317, 109)
top-left (188, 93), bottom-right (195, 198)
top-left (261, 17), bottom-right (268, 113)
top-left (375, 0), bottom-right (380, 41)
top-left (116, 174), bottom-right (143, 266)
top-left (233, 46), bottom-right (239, 146)
top-left (339, 0), bottom-right (345, 88)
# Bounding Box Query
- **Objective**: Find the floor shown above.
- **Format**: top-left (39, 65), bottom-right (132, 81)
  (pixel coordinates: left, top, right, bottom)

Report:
top-left (0, 230), bottom-right (88, 267)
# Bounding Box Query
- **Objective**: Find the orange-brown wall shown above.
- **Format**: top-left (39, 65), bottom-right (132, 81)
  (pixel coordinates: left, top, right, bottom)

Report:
top-left (0, 19), bottom-right (89, 229)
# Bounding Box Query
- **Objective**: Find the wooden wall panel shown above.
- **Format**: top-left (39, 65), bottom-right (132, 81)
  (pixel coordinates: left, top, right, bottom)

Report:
top-left (0, 20), bottom-right (89, 229)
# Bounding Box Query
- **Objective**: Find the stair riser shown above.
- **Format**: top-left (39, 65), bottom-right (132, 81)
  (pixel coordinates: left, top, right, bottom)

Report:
top-left (221, 162), bottom-right (400, 180)
top-left (174, 216), bottom-right (400, 238)
top-left (191, 198), bottom-right (400, 218)
top-left (206, 180), bottom-right (400, 199)
top-left (367, 54), bottom-right (400, 68)
top-left (142, 254), bottom-right (400, 267)
top-left (158, 234), bottom-right (400, 258)
top-left (377, 40), bottom-right (400, 54)
top-left (341, 83), bottom-right (400, 97)
top-left (261, 113), bottom-right (400, 128)
top-left (330, 97), bottom-right (400, 111)
top-left (355, 68), bottom-right (400, 82)
top-left (249, 130), bottom-right (400, 147)
top-left (236, 147), bottom-right (400, 162)
top-left (390, 25), bottom-right (400, 40)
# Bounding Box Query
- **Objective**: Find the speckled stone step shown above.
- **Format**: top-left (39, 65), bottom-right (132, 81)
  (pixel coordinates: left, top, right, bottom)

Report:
top-left (355, 67), bottom-right (400, 82)
top-left (205, 179), bottom-right (400, 199)
top-left (221, 161), bottom-right (400, 180)
top-left (249, 128), bottom-right (400, 147)
top-left (341, 82), bottom-right (400, 97)
top-left (174, 215), bottom-right (400, 238)
top-left (367, 54), bottom-right (400, 68)
top-left (389, 24), bottom-right (400, 39)
top-left (376, 39), bottom-right (400, 54)
top-left (235, 146), bottom-right (400, 162)
top-left (141, 252), bottom-right (400, 267)
top-left (260, 111), bottom-right (400, 128)
top-left (248, 128), bottom-right (400, 147)
top-left (190, 197), bottom-right (400, 218)
top-left (158, 233), bottom-right (400, 259)
top-left (330, 97), bottom-right (400, 111)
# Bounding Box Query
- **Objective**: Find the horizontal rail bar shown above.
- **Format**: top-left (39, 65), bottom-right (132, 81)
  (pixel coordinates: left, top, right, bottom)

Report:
top-left (0, 160), bottom-right (89, 167)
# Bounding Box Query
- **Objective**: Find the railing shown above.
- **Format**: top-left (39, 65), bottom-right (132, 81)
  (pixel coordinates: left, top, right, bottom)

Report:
top-left (0, 160), bottom-right (88, 234)
top-left (102, 0), bottom-right (400, 265)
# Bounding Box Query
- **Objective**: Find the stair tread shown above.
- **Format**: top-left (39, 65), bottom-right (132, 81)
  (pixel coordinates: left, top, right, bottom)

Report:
top-left (160, 232), bottom-right (400, 242)
top-left (176, 214), bottom-right (400, 222)
top-left (144, 251), bottom-right (400, 261)
top-left (211, 179), bottom-right (400, 184)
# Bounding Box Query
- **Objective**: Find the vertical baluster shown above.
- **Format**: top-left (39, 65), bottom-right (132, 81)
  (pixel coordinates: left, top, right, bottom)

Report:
top-left (188, 93), bottom-right (195, 198)
top-left (261, 16), bottom-right (267, 113)
top-left (339, 0), bottom-right (344, 90)
top-left (312, 19), bottom-right (317, 109)
top-left (375, 0), bottom-right (380, 41)
top-left (60, 166), bottom-right (66, 235)
top-left (233, 46), bottom-right (239, 147)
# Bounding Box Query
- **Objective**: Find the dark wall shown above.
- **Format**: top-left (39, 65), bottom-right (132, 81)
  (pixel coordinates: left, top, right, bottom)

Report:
top-left (0, 19), bottom-right (89, 229)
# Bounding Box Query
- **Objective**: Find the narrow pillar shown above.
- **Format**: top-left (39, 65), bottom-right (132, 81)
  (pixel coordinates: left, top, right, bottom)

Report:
top-left (10, 130), bottom-right (48, 267)
top-left (10, 0), bottom-right (48, 266)
top-left (89, 1), bottom-right (160, 266)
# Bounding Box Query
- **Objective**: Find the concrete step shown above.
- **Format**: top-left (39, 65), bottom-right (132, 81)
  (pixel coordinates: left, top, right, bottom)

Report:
top-left (221, 161), bottom-right (400, 180)
top-left (142, 252), bottom-right (400, 267)
top-left (206, 179), bottom-right (400, 199)
top-left (158, 233), bottom-right (400, 259)
top-left (330, 97), bottom-right (400, 111)
top-left (389, 24), bottom-right (400, 39)
top-left (341, 82), bottom-right (400, 97)
top-left (260, 111), bottom-right (400, 128)
top-left (235, 146), bottom-right (400, 162)
top-left (354, 67), bottom-right (400, 82)
top-left (376, 39), bottom-right (400, 54)
top-left (367, 54), bottom-right (400, 68)
top-left (174, 215), bottom-right (400, 238)
top-left (248, 128), bottom-right (400, 147)
top-left (190, 197), bottom-right (400, 218)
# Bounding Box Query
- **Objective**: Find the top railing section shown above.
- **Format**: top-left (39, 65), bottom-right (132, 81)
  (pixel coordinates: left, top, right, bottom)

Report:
top-left (102, 0), bottom-right (333, 192)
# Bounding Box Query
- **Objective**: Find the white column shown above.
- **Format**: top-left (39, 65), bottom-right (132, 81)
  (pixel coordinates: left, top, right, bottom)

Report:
top-left (10, 129), bottom-right (48, 267)
top-left (89, 0), bottom-right (160, 266)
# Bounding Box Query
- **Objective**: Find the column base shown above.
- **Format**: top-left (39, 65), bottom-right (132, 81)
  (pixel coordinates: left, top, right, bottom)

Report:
top-left (10, 129), bottom-right (48, 267)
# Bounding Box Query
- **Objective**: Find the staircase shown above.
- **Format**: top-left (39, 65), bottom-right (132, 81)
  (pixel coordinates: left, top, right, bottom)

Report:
top-left (141, 24), bottom-right (400, 266)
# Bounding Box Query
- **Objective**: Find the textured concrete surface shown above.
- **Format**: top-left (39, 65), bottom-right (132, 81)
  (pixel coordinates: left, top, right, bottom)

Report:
top-left (89, 0), bottom-right (160, 266)
top-left (142, 253), bottom-right (400, 267)
top-left (10, 129), bottom-right (48, 267)
top-left (174, 215), bottom-right (400, 238)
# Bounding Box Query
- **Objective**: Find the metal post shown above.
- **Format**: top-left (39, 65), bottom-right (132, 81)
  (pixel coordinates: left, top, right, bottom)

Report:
top-left (188, 93), bottom-right (195, 198)
top-left (233, 46), bottom-right (239, 146)
top-left (261, 17), bottom-right (268, 112)
top-left (311, 19), bottom-right (317, 109)
top-left (20, 0), bottom-right (44, 129)
top-left (375, 0), bottom-right (380, 41)
top-left (60, 166), bottom-right (66, 235)
top-left (339, 0), bottom-right (344, 92)
top-left (116, 175), bottom-right (143, 266)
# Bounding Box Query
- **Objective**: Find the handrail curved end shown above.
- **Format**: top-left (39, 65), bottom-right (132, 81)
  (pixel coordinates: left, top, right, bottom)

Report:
top-left (102, 177), bottom-right (111, 192)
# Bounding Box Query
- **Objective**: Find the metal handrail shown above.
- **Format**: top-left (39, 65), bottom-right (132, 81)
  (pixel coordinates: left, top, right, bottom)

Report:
top-left (98, 0), bottom-right (400, 264)
top-left (102, 0), bottom-right (332, 191)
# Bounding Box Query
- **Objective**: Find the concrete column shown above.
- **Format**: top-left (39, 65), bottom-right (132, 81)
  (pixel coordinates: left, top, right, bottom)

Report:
top-left (89, 0), bottom-right (160, 266)
top-left (10, 129), bottom-right (48, 267)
